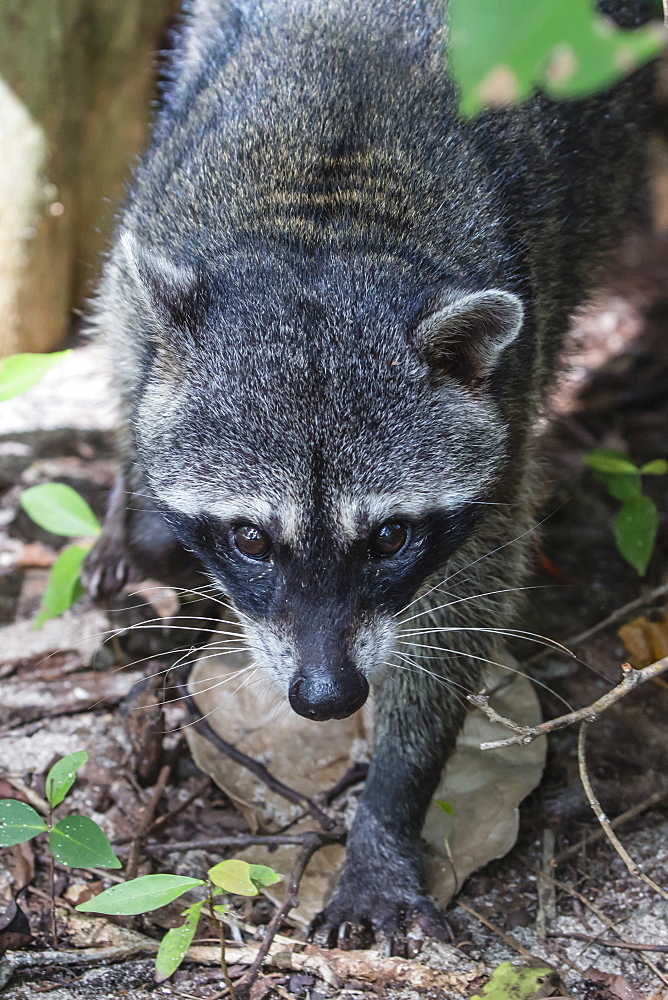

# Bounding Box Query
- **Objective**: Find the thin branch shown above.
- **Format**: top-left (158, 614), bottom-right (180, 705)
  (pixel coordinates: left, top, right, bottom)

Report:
top-left (0, 945), bottom-right (160, 991)
top-left (47, 803), bottom-right (57, 949)
top-left (577, 722), bottom-right (668, 902)
top-left (322, 761), bottom-right (368, 804)
top-left (125, 763), bottom-right (172, 882)
top-left (527, 580), bottom-right (668, 664)
top-left (529, 865), bottom-right (668, 989)
top-left (143, 831), bottom-right (344, 856)
top-left (536, 828), bottom-right (556, 940)
top-left (552, 789), bottom-right (668, 866)
top-left (238, 832), bottom-right (326, 993)
top-left (456, 900), bottom-right (557, 965)
top-left (207, 881), bottom-right (237, 1000)
top-left (178, 683), bottom-right (340, 832)
top-left (547, 932), bottom-right (668, 954)
top-left (4, 778), bottom-right (49, 816)
top-left (470, 657), bottom-right (668, 751)
top-left (149, 777), bottom-right (211, 834)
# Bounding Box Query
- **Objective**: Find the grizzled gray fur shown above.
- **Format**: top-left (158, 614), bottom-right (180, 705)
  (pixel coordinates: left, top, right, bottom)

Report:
top-left (85, 0), bottom-right (654, 948)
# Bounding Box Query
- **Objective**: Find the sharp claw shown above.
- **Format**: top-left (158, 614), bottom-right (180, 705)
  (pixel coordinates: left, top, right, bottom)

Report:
top-left (415, 908), bottom-right (452, 942)
top-left (406, 935), bottom-right (421, 959)
top-left (337, 920), bottom-right (350, 947)
top-left (311, 892), bottom-right (449, 953)
top-left (87, 567), bottom-right (102, 599)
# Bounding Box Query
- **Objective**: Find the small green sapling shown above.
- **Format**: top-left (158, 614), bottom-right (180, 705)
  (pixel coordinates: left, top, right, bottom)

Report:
top-left (0, 349), bottom-right (102, 624)
top-left (0, 751), bottom-right (120, 944)
top-left (584, 448), bottom-right (667, 576)
top-left (20, 483), bottom-right (101, 624)
top-left (77, 857), bottom-right (282, 988)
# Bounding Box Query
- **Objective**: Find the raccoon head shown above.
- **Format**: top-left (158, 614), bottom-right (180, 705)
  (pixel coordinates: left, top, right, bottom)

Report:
top-left (116, 232), bottom-right (523, 721)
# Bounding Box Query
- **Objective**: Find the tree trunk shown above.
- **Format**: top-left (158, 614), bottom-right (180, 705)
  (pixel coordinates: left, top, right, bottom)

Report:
top-left (0, 0), bottom-right (175, 356)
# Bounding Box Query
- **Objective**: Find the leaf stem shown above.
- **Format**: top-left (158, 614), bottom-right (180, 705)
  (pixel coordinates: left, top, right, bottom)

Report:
top-left (47, 805), bottom-right (57, 948)
top-left (207, 880), bottom-right (237, 1000)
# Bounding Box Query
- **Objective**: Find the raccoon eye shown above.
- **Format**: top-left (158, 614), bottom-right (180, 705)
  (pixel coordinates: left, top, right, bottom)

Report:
top-left (233, 524), bottom-right (272, 559)
top-left (369, 521), bottom-right (409, 557)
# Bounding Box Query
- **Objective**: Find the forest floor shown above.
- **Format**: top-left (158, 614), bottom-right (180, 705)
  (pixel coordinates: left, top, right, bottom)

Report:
top-left (1, 177), bottom-right (668, 1000)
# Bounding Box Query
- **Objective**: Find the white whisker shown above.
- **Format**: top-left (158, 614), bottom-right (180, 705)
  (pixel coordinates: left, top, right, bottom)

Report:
top-left (397, 585), bottom-right (554, 626)
top-left (396, 639), bottom-right (573, 710)
top-left (383, 653), bottom-right (471, 714)
top-left (185, 663), bottom-right (255, 700)
top-left (175, 664), bottom-right (259, 730)
top-left (395, 503), bottom-right (565, 619)
top-left (399, 625), bottom-right (573, 656)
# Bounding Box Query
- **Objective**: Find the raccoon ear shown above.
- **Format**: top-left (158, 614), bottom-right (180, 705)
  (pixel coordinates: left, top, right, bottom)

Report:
top-left (117, 229), bottom-right (202, 330)
top-left (414, 289), bottom-right (523, 383)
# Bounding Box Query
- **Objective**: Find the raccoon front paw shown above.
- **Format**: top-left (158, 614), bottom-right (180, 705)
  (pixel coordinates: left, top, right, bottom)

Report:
top-left (82, 531), bottom-right (134, 602)
top-left (308, 883), bottom-right (451, 955)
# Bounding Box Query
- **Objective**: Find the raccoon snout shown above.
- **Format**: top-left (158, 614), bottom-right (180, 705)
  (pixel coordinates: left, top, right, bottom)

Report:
top-left (288, 666), bottom-right (369, 721)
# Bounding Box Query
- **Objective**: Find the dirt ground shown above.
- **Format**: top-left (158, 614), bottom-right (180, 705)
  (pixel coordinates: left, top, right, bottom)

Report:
top-left (1, 139), bottom-right (668, 1000)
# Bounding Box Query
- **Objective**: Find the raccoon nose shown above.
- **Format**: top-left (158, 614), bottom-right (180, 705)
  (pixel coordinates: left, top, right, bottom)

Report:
top-left (289, 668), bottom-right (369, 721)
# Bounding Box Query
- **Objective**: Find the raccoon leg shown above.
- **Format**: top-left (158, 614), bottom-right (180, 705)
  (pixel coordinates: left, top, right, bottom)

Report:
top-left (82, 472), bottom-right (136, 600)
top-left (311, 493), bottom-right (531, 953)
top-left (83, 469), bottom-right (204, 600)
top-left (310, 653), bottom-right (476, 952)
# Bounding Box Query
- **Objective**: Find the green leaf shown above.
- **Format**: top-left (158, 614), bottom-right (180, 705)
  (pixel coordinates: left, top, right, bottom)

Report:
top-left (584, 449), bottom-right (638, 474)
top-left (594, 469), bottom-right (642, 501)
top-left (35, 544), bottom-right (89, 626)
top-left (45, 751), bottom-right (88, 809)
top-left (450, 0), bottom-right (663, 117)
top-left (49, 815), bottom-right (122, 869)
top-left (614, 495), bottom-right (658, 576)
top-left (0, 351), bottom-right (71, 402)
top-left (470, 961), bottom-right (558, 1000)
top-left (155, 900), bottom-right (204, 982)
top-left (76, 874), bottom-right (206, 915)
top-left (640, 459), bottom-right (668, 476)
top-left (435, 799), bottom-right (454, 816)
top-left (0, 799), bottom-right (48, 846)
top-left (21, 483), bottom-right (100, 537)
top-left (208, 859), bottom-right (258, 896)
top-left (248, 864), bottom-right (283, 890)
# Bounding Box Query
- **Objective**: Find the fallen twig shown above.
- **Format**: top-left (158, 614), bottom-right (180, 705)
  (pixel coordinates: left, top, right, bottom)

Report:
top-left (470, 657), bottom-right (668, 751)
top-left (577, 721), bottom-right (668, 902)
top-left (536, 827), bottom-right (557, 940)
top-left (552, 789), bottom-right (668, 866)
top-left (456, 900), bottom-right (546, 964)
top-left (178, 683), bottom-right (339, 832)
top-left (526, 864), bottom-right (668, 989)
top-left (4, 777), bottom-right (49, 815)
top-left (207, 881), bottom-right (238, 1000)
top-left (238, 831), bottom-right (326, 993)
top-left (527, 580), bottom-right (668, 663)
top-left (125, 763), bottom-right (172, 882)
top-left (321, 761), bottom-right (368, 804)
top-left (0, 945), bottom-right (159, 991)
top-left (149, 777), bottom-right (211, 833)
top-left (547, 932), bottom-right (668, 953)
top-left (143, 831), bottom-right (344, 856)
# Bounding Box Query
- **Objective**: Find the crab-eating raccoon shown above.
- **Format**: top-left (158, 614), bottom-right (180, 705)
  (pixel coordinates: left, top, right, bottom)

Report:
top-left (83, 0), bottom-right (655, 949)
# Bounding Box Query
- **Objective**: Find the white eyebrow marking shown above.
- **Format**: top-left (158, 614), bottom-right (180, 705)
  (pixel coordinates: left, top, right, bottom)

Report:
top-left (334, 488), bottom-right (479, 544)
top-left (207, 497), bottom-right (275, 524)
top-left (154, 485), bottom-right (305, 543)
top-left (277, 499), bottom-right (303, 545)
top-left (154, 486), bottom-right (275, 526)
